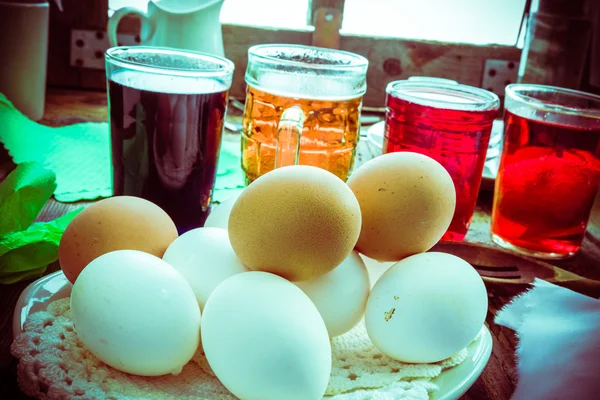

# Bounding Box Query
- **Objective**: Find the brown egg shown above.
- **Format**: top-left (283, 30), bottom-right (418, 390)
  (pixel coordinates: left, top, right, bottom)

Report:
top-left (58, 196), bottom-right (178, 283)
top-left (228, 166), bottom-right (362, 282)
top-left (347, 152), bottom-right (456, 261)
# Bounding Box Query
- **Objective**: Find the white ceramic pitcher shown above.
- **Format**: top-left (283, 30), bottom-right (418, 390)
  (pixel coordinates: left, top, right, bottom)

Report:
top-left (107, 0), bottom-right (224, 56)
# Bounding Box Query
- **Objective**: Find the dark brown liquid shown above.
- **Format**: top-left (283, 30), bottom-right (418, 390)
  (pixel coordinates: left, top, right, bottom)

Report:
top-left (108, 73), bottom-right (228, 233)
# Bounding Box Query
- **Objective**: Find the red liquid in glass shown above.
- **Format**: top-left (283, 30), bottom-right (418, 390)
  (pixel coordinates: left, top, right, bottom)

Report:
top-left (384, 93), bottom-right (497, 241)
top-left (491, 111), bottom-right (600, 255)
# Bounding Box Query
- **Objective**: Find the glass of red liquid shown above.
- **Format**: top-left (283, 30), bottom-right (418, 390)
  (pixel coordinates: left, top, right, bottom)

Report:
top-left (383, 80), bottom-right (500, 241)
top-left (491, 84), bottom-right (600, 259)
top-left (105, 47), bottom-right (234, 233)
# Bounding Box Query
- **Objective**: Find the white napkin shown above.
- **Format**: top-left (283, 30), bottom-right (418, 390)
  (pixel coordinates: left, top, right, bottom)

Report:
top-left (495, 278), bottom-right (600, 400)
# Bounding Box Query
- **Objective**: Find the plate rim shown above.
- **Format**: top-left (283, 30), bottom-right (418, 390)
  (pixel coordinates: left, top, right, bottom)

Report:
top-left (431, 325), bottom-right (492, 400)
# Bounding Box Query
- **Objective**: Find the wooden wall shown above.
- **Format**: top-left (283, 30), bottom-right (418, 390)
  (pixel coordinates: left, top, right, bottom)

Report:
top-left (47, 0), bottom-right (521, 107)
top-left (47, 0), bottom-right (108, 88)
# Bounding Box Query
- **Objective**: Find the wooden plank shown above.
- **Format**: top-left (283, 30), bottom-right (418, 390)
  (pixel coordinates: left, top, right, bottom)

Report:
top-left (49, 13), bottom-right (522, 107)
top-left (47, 0), bottom-right (108, 89)
top-left (40, 89), bottom-right (108, 127)
top-left (78, 0), bottom-right (110, 90)
top-left (340, 35), bottom-right (522, 106)
top-left (312, 8), bottom-right (343, 48)
top-left (309, 0), bottom-right (346, 24)
top-left (223, 27), bottom-right (520, 106)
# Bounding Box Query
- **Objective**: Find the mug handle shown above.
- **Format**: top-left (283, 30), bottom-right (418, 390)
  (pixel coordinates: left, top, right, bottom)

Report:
top-left (275, 106), bottom-right (305, 168)
top-left (107, 7), bottom-right (155, 48)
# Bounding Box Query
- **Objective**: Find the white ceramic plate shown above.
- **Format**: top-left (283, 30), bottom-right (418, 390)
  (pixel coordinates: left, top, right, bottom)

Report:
top-left (430, 326), bottom-right (492, 399)
top-left (13, 270), bottom-right (492, 400)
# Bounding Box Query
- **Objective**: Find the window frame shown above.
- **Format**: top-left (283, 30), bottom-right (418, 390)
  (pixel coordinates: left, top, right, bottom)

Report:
top-left (48, 0), bottom-right (521, 107)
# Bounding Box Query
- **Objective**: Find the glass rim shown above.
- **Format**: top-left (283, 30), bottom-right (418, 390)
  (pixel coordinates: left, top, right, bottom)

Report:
top-left (505, 84), bottom-right (600, 118)
top-left (386, 80), bottom-right (500, 111)
top-left (105, 46), bottom-right (235, 78)
top-left (247, 44), bottom-right (369, 71)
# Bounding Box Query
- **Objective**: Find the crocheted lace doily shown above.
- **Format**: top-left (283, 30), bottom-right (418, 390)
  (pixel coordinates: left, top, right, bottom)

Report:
top-left (12, 298), bottom-right (468, 400)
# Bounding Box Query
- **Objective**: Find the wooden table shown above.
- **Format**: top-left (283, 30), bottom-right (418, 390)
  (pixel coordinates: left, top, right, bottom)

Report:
top-left (1, 88), bottom-right (599, 400)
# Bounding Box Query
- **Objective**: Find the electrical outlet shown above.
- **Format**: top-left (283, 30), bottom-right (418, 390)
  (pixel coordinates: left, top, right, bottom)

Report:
top-left (481, 59), bottom-right (520, 97)
top-left (70, 29), bottom-right (138, 70)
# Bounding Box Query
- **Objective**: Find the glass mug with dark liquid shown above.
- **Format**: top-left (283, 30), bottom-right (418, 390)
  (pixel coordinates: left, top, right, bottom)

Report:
top-left (106, 47), bottom-right (234, 232)
top-left (241, 44), bottom-right (369, 183)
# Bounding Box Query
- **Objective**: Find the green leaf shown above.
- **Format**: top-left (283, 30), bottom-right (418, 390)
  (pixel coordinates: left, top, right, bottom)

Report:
top-left (0, 208), bottom-right (82, 283)
top-left (0, 162), bottom-right (57, 236)
top-left (0, 266), bottom-right (48, 285)
top-left (0, 241), bottom-right (59, 274)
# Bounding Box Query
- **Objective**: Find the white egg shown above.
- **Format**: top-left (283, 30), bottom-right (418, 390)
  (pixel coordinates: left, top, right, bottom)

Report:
top-left (359, 254), bottom-right (395, 289)
top-left (296, 251), bottom-right (370, 337)
top-left (204, 193), bottom-right (240, 229)
top-left (163, 227), bottom-right (248, 310)
top-left (70, 250), bottom-right (201, 376)
top-left (365, 252), bottom-right (487, 363)
top-left (202, 272), bottom-right (331, 400)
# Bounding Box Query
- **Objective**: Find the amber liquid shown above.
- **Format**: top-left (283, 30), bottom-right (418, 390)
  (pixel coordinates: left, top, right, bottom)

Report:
top-left (241, 85), bottom-right (362, 182)
top-left (491, 110), bottom-right (600, 257)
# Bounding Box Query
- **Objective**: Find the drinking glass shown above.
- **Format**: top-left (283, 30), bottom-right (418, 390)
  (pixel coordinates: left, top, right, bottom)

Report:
top-left (491, 84), bottom-right (600, 259)
top-left (241, 44), bottom-right (369, 183)
top-left (105, 46), bottom-right (234, 233)
top-left (383, 80), bottom-right (500, 241)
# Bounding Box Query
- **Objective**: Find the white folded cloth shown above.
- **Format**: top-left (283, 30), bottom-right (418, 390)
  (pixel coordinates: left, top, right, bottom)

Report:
top-left (495, 278), bottom-right (600, 400)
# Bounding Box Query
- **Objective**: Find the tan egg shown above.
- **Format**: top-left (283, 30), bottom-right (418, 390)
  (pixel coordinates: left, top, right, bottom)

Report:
top-left (228, 165), bottom-right (362, 282)
top-left (59, 196), bottom-right (178, 283)
top-left (347, 152), bottom-right (455, 261)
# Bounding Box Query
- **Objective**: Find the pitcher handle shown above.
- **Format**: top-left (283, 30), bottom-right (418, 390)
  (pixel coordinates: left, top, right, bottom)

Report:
top-left (107, 7), bottom-right (155, 48)
top-left (275, 106), bottom-right (305, 168)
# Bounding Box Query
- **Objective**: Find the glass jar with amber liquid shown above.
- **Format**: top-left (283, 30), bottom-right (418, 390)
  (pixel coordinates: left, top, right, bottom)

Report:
top-left (241, 44), bottom-right (369, 183)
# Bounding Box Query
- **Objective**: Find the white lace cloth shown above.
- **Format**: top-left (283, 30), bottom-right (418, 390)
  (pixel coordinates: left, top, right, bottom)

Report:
top-left (12, 298), bottom-right (467, 400)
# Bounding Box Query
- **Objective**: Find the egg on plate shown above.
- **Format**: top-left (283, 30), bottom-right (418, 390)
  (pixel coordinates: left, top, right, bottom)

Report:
top-left (70, 250), bottom-right (201, 376)
top-left (295, 251), bottom-right (370, 337)
top-left (347, 152), bottom-right (456, 262)
top-left (204, 193), bottom-right (240, 230)
top-left (228, 165), bottom-right (361, 281)
top-left (201, 271), bottom-right (331, 400)
top-left (365, 252), bottom-right (487, 363)
top-left (58, 196), bottom-right (178, 283)
top-left (162, 227), bottom-right (248, 310)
